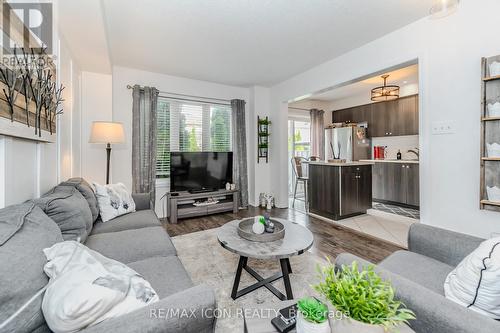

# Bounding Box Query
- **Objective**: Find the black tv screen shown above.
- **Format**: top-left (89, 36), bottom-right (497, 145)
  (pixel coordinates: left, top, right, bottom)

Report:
top-left (170, 152), bottom-right (233, 192)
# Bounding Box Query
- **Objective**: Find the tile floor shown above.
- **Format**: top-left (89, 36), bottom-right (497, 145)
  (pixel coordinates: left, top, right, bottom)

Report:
top-left (372, 202), bottom-right (420, 219)
top-left (289, 197), bottom-right (416, 248)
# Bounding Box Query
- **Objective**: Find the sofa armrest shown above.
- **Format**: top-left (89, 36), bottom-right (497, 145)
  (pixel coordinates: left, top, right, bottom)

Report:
top-left (132, 193), bottom-right (152, 211)
top-left (335, 253), bottom-right (500, 333)
top-left (81, 284), bottom-right (216, 333)
top-left (408, 224), bottom-right (484, 267)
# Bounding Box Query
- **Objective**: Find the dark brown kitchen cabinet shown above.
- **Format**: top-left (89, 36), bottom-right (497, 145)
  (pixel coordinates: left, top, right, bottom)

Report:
top-left (372, 162), bottom-right (419, 208)
top-left (332, 94), bottom-right (418, 137)
top-left (308, 163), bottom-right (372, 220)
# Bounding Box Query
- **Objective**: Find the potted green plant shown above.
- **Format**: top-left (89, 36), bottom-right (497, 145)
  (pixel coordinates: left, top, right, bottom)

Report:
top-left (314, 261), bottom-right (415, 333)
top-left (296, 297), bottom-right (330, 333)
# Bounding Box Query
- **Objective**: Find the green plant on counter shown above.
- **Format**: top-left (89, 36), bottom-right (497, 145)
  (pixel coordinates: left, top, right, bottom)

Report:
top-left (297, 297), bottom-right (328, 324)
top-left (314, 260), bottom-right (415, 330)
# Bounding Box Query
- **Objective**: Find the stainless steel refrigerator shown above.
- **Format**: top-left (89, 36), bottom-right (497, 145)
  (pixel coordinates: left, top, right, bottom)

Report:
top-left (325, 127), bottom-right (370, 162)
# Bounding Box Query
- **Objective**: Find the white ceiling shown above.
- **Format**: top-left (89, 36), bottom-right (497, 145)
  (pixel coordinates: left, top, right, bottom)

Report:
top-left (58, 0), bottom-right (433, 86)
top-left (311, 64), bottom-right (419, 102)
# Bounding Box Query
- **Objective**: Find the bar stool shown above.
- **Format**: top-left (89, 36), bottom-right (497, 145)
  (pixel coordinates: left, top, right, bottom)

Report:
top-left (291, 156), bottom-right (308, 209)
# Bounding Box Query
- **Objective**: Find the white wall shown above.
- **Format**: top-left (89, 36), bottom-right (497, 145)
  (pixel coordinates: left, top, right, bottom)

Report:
top-left (269, 0), bottom-right (500, 238)
top-left (111, 66), bottom-right (250, 215)
top-left (0, 9), bottom-right (82, 207)
top-left (80, 72), bottom-right (113, 185)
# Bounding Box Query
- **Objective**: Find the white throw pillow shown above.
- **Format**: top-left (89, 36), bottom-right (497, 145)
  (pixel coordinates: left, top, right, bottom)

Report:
top-left (42, 241), bottom-right (159, 333)
top-left (444, 237), bottom-right (500, 319)
top-left (93, 182), bottom-right (136, 222)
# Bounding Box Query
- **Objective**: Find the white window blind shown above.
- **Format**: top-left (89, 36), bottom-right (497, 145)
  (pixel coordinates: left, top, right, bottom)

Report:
top-left (156, 97), bottom-right (232, 178)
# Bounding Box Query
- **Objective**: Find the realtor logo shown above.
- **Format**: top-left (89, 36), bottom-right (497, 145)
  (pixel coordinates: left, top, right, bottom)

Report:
top-left (2, 2), bottom-right (53, 54)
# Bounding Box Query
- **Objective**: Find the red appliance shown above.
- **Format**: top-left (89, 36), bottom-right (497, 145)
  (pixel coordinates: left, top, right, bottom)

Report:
top-left (374, 146), bottom-right (386, 160)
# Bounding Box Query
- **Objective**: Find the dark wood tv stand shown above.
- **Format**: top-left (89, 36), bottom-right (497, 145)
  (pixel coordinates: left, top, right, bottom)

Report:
top-left (166, 189), bottom-right (239, 224)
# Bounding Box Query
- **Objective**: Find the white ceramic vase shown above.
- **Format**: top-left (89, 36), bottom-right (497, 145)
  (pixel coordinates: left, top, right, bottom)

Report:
top-left (329, 315), bottom-right (409, 333)
top-left (296, 313), bottom-right (330, 333)
top-left (490, 61), bottom-right (500, 77)
top-left (488, 102), bottom-right (500, 117)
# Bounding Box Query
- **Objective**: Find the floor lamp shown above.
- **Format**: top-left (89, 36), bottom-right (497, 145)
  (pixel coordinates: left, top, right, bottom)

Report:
top-left (89, 121), bottom-right (125, 184)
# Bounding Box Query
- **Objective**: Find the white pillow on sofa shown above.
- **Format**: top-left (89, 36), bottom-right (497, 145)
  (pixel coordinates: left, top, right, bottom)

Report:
top-left (93, 182), bottom-right (136, 222)
top-left (42, 241), bottom-right (158, 333)
top-left (444, 237), bottom-right (500, 319)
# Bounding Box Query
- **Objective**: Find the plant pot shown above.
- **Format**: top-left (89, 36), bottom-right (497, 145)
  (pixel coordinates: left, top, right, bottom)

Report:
top-left (296, 313), bottom-right (330, 333)
top-left (328, 315), bottom-right (409, 333)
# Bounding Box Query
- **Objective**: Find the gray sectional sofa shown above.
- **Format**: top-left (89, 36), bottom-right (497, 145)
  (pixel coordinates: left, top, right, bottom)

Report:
top-left (336, 223), bottom-right (500, 333)
top-left (0, 178), bottom-right (216, 333)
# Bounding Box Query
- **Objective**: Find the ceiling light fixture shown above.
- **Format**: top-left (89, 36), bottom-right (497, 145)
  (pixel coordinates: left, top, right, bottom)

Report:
top-left (371, 75), bottom-right (400, 102)
top-left (430, 0), bottom-right (460, 19)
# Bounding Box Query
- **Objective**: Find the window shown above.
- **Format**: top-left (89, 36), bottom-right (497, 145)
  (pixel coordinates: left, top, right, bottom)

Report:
top-left (288, 118), bottom-right (311, 195)
top-left (156, 97), bottom-right (232, 178)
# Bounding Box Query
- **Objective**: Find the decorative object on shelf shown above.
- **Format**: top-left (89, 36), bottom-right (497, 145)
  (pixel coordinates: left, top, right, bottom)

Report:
top-left (259, 192), bottom-right (266, 207)
top-left (314, 261), bottom-right (415, 333)
top-left (487, 102), bottom-right (500, 117)
top-left (237, 217), bottom-right (285, 242)
top-left (486, 143), bottom-right (500, 157)
top-left (264, 193), bottom-right (274, 210)
top-left (0, 47), bottom-right (63, 137)
top-left (490, 61), bottom-right (500, 77)
top-left (429, 0), bottom-right (460, 19)
top-left (225, 182), bottom-right (231, 190)
top-left (257, 116), bottom-right (270, 163)
top-left (480, 55), bottom-right (500, 211)
top-left (193, 198), bottom-right (220, 207)
top-left (296, 297), bottom-right (330, 333)
top-left (371, 75), bottom-right (400, 102)
top-left (230, 183), bottom-right (236, 191)
top-left (487, 186), bottom-right (500, 202)
top-left (89, 121), bottom-right (126, 184)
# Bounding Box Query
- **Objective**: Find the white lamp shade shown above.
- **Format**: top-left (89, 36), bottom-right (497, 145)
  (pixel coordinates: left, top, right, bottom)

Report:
top-left (89, 122), bottom-right (125, 144)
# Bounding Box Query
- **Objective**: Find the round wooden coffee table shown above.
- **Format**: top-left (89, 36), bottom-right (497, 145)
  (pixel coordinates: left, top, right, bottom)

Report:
top-left (217, 217), bottom-right (313, 301)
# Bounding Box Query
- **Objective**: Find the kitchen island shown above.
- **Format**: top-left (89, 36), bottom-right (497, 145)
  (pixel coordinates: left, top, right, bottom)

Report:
top-left (307, 161), bottom-right (374, 220)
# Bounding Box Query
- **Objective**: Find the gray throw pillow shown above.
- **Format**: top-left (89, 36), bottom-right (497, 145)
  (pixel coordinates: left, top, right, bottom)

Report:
top-left (34, 186), bottom-right (93, 242)
top-left (0, 202), bottom-right (63, 333)
top-left (59, 178), bottom-right (99, 223)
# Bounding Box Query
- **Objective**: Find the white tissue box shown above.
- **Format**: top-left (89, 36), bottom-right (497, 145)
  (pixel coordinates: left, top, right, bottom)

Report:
top-left (487, 186), bottom-right (500, 202)
top-left (488, 102), bottom-right (500, 117)
top-left (490, 61), bottom-right (500, 77)
top-left (486, 143), bottom-right (500, 157)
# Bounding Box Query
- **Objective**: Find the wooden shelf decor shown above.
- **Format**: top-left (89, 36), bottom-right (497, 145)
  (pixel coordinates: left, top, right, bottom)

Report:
top-left (257, 116), bottom-right (270, 163)
top-left (480, 55), bottom-right (500, 211)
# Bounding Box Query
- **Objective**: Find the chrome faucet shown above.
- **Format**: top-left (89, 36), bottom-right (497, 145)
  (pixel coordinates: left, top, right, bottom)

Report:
top-left (407, 148), bottom-right (419, 159)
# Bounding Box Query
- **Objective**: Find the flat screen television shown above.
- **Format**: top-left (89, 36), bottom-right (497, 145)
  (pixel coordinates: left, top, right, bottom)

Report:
top-left (170, 152), bottom-right (233, 192)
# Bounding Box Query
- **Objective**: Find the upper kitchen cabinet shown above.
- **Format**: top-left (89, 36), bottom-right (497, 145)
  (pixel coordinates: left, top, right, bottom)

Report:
top-left (332, 94), bottom-right (419, 137)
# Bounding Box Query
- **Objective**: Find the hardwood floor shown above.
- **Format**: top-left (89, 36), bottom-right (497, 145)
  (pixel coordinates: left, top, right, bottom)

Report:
top-left (162, 206), bottom-right (403, 264)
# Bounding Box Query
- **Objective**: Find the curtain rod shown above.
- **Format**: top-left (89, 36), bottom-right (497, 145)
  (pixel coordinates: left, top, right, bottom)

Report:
top-left (126, 84), bottom-right (231, 103)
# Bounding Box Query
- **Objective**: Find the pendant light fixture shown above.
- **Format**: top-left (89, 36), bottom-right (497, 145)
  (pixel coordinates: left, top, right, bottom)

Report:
top-left (430, 0), bottom-right (460, 19)
top-left (371, 75), bottom-right (400, 102)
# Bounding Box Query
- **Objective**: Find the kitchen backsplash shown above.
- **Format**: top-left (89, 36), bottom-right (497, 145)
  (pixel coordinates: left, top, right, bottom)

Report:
top-left (371, 135), bottom-right (419, 160)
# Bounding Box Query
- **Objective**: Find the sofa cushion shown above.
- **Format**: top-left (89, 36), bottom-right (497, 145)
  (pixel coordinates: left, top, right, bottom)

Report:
top-left (59, 178), bottom-right (99, 223)
top-left (380, 250), bottom-right (455, 295)
top-left (34, 186), bottom-right (93, 242)
top-left (444, 237), bottom-right (500, 319)
top-left (0, 203), bottom-right (63, 333)
top-left (128, 256), bottom-right (194, 299)
top-left (93, 182), bottom-right (136, 222)
top-left (91, 210), bottom-right (161, 235)
top-left (84, 226), bottom-right (176, 263)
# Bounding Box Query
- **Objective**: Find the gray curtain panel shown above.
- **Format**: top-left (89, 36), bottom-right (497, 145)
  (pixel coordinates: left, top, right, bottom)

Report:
top-left (310, 109), bottom-right (325, 160)
top-left (231, 99), bottom-right (248, 208)
top-left (132, 85), bottom-right (159, 205)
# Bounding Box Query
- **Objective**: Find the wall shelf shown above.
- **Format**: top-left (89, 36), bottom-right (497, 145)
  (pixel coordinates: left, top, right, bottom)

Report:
top-left (483, 75), bottom-right (500, 82)
top-left (482, 117), bottom-right (500, 122)
top-left (481, 200), bottom-right (500, 207)
top-left (257, 116), bottom-right (270, 163)
top-left (480, 55), bottom-right (500, 211)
